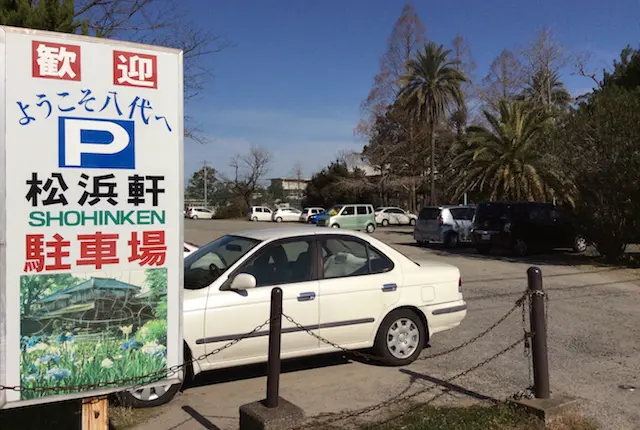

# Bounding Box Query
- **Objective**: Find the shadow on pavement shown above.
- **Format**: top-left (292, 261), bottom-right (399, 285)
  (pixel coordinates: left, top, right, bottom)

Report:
top-left (399, 368), bottom-right (498, 403)
top-left (186, 352), bottom-right (352, 390)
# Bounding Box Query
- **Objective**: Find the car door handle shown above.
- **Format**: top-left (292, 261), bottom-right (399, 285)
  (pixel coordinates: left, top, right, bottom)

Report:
top-left (382, 283), bottom-right (397, 292)
top-left (297, 292), bottom-right (316, 301)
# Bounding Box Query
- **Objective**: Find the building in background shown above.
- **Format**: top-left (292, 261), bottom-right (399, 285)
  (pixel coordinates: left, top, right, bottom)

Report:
top-left (269, 177), bottom-right (310, 201)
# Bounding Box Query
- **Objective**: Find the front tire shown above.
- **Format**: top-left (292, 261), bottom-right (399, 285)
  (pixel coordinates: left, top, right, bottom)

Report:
top-left (382, 219), bottom-right (389, 227)
top-left (513, 238), bottom-right (529, 256)
top-left (409, 218), bottom-right (416, 226)
top-left (331, 223), bottom-right (340, 228)
top-left (191, 215), bottom-right (198, 220)
top-left (373, 308), bottom-right (426, 366)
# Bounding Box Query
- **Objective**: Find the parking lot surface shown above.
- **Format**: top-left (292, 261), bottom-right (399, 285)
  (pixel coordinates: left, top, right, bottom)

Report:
top-left (133, 219), bottom-right (640, 430)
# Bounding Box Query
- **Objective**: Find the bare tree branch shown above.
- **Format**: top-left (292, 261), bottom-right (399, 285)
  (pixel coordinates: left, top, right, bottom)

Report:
top-left (572, 51), bottom-right (602, 88)
top-left (221, 147), bottom-right (272, 211)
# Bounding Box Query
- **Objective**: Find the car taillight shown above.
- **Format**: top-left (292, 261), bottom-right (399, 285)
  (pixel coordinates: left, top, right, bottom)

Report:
top-left (458, 276), bottom-right (462, 292)
top-left (438, 216), bottom-right (444, 225)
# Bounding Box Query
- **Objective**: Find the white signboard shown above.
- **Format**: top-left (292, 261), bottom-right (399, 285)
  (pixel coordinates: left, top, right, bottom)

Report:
top-left (0, 26), bottom-right (184, 408)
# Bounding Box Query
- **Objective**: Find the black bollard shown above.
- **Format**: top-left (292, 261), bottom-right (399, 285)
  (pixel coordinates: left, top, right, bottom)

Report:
top-left (527, 266), bottom-right (550, 399)
top-left (265, 287), bottom-right (283, 408)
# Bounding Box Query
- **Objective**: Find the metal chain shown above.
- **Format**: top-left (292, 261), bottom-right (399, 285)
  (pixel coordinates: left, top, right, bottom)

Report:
top-left (282, 290), bottom-right (529, 366)
top-left (0, 318), bottom-right (272, 393)
top-left (301, 336), bottom-right (526, 428)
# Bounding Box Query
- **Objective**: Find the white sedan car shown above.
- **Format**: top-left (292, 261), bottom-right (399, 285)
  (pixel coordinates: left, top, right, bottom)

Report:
top-left (121, 227), bottom-right (466, 407)
top-left (271, 207), bottom-right (302, 222)
top-left (375, 207), bottom-right (418, 227)
top-left (183, 241), bottom-right (199, 257)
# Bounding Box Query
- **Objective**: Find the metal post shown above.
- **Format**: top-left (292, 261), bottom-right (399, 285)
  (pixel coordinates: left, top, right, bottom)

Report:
top-left (203, 162), bottom-right (208, 209)
top-left (527, 266), bottom-right (550, 399)
top-left (265, 287), bottom-right (283, 408)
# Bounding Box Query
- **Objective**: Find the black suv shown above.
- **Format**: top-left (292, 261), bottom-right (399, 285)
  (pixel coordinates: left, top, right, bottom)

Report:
top-left (471, 201), bottom-right (588, 256)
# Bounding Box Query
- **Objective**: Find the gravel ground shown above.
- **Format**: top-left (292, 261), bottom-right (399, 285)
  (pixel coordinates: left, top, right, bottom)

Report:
top-left (131, 219), bottom-right (640, 430)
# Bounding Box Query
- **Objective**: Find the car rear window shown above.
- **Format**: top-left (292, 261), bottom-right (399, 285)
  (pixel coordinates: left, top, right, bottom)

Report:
top-left (474, 203), bottom-right (510, 226)
top-left (450, 207), bottom-right (475, 220)
top-left (418, 207), bottom-right (440, 220)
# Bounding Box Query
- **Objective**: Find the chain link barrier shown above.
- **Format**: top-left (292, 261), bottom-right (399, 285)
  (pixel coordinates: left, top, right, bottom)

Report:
top-left (0, 317), bottom-right (273, 394)
top-left (1, 286), bottom-right (548, 428)
top-left (282, 289), bottom-right (531, 366)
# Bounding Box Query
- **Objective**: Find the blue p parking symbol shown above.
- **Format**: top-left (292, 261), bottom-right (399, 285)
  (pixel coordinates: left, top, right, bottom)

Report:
top-left (58, 117), bottom-right (135, 169)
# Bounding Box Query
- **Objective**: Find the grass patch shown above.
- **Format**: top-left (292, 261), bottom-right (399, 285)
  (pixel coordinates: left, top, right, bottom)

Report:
top-left (358, 404), bottom-right (598, 430)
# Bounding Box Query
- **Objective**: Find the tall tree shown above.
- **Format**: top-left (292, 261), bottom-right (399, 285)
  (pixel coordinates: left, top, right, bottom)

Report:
top-left (356, 2), bottom-right (426, 139)
top-left (520, 27), bottom-right (570, 114)
top-left (450, 100), bottom-right (564, 202)
top-left (225, 147), bottom-right (272, 212)
top-left (480, 49), bottom-right (526, 112)
top-left (451, 33), bottom-right (477, 133)
top-left (398, 42), bottom-right (468, 205)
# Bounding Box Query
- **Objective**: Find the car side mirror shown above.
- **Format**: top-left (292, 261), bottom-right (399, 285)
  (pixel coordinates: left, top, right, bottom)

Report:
top-left (229, 273), bottom-right (257, 290)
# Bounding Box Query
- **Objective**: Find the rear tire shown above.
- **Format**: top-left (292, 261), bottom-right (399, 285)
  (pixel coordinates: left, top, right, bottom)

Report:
top-left (252, 216), bottom-right (258, 222)
top-left (276, 217), bottom-right (283, 223)
top-left (366, 223), bottom-right (375, 233)
top-left (409, 218), bottom-right (416, 226)
top-left (191, 215), bottom-right (198, 220)
top-left (445, 232), bottom-right (459, 248)
top-left (331, 224), bottom-right (340, 228)
top-left (382, 219), bottom-right (389, 227)
top-left (476, 245), bottom-right (491, 254)
top-left (373, 308), bottom-right (426, 366)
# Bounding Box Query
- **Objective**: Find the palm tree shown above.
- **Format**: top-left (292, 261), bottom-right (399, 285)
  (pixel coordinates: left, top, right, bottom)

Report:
top-left (449, 99), bottom-right (567, 202)
top-left (398, 42), bottom-right (468, 205)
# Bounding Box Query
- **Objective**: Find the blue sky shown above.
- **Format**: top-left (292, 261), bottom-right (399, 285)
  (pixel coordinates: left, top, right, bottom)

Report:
top-left (183, 0), bottom-right (640, 182)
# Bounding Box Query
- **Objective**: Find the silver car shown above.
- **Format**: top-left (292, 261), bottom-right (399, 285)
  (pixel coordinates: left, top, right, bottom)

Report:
top-left (413, 205), bottom-right (476, 247)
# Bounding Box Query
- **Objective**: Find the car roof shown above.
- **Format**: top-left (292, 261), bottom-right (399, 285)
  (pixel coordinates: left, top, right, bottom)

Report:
top-left (232, 227), bottom-right (372, 241)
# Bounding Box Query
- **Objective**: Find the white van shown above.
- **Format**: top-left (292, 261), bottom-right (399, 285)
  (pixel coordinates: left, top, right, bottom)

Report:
top-left (248, 206), bottom-right (273, 222)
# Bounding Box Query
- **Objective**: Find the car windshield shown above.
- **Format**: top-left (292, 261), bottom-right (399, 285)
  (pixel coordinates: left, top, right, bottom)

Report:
top-left (327, 205), bottom-right (343, 215)
top-left (183, 235), bottom-right (261, 289)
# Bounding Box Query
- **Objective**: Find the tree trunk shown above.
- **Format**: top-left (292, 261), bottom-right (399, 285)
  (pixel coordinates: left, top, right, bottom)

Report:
top-left (429, 119), bottom-right (436, 205)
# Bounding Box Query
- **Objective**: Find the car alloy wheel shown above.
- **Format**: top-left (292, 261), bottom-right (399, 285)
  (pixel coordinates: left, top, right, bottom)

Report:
top-left (409, 218), bottom-right (416, 226)
top-left (382, 219), bottom-right (389, 227)
top-left (252, 216), bottom-right (258, 221)
top-left (276, 217), bottom-right (282, 223)
top-left (366, 223), bottom-right (375, 233)
top-left (191, 215), bottom-right (198, 220)
top-left (387, 317), bottom-right (420, 359)
top-left (574, 235), bottom-right (588, 253)
top-left (331, 224), bottom-right (340, 228)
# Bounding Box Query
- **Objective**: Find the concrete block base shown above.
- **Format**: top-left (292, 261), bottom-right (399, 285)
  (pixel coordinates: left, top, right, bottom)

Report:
top-left (510, 394), bottom-right (581, 424)
top-left (239, 397), bottom-right (305, 430)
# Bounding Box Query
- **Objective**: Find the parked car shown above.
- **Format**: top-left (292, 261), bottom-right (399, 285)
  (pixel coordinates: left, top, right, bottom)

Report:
top-left (414, 205), bottom-right (476, 248)
top-left (120, 227), bottom-right (466, 407)
top-left (308, 210), bottom-right (326, 224)
top-left (183, 241), bottom-right (199, 257)
top-left (272, 207), bottom-right (302, 223)
top-left (471, 201), bottom-right (588, 256)
top-left (375, 207), bottom-right (418, 227)
top-left (316, 204), bottom-right (376, 233)
top-left (186, 207), bottom-right (215, 220)
top-left (249, 206), bottom-right (273, 222)
top-left (299, 207), bottom-right (325, 223)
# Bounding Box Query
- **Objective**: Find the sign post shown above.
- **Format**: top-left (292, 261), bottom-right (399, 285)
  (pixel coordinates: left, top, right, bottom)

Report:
top-left (0, 25), bottom-right (184, 412)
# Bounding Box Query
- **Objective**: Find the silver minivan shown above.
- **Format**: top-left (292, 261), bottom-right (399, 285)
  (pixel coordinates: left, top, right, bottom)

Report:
top-left (413, 205), bottom-right (476, 247)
